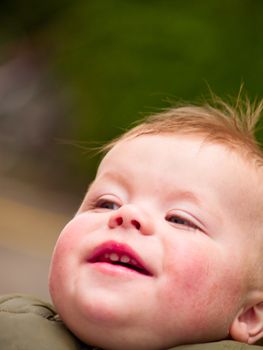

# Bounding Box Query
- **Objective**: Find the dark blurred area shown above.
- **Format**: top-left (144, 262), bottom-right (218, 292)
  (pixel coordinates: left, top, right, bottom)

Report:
top-left (1, 0), bottom-right (263, 299)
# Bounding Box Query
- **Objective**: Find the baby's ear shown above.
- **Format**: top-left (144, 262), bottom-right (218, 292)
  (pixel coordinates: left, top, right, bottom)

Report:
top-left (229, 300), bottom-right (263, 344)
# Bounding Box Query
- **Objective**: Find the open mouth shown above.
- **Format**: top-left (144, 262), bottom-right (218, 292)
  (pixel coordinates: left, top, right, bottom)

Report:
top-left (88, 241), bottom-right (152, 276)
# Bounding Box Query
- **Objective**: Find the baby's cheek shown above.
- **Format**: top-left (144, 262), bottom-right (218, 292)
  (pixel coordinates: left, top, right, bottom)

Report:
top-left (163, 244), bottom-right (217, 311)
top-left (50, 222), bottom-right (80, 277)
top-left (53, 217), bottom-right (88, 255)
top-left (163, 243), bottom-right (242, 327)
top-left (170, 247), bottom-right (209, 284)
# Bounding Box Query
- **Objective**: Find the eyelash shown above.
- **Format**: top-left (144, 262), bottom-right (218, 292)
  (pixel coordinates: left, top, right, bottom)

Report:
top-left (93, 198), bottom-right (120, 210)
top-left (91, 198), bottom-right (201, 231)
top-left (165, 213), bottom-right (200, 231)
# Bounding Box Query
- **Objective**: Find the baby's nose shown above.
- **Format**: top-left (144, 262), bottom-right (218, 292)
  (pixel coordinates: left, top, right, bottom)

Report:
top-left (108, 205), bottom-right (153, 235)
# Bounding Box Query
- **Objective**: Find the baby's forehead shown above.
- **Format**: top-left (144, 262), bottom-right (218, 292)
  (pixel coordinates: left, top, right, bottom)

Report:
top-left (97, 134), bottom-right (261, 194)
top-left (100, 133), bottom-right (256, 169)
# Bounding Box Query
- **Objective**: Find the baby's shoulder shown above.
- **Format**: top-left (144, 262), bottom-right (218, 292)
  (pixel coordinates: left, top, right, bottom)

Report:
top-left (0, 294), bottom-right (90, 350)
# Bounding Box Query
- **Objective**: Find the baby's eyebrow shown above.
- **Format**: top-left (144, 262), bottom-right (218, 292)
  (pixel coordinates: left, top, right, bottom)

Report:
top-left (93, 171), bottom-right (129, 188)
top-left (171, 190), bottom-right (202, 205)
top-left (82, 172), bottom-right (128, 202)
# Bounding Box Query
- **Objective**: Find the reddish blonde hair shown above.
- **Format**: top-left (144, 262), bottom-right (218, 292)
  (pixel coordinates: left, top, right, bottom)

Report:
top-left (103, 97), bottom-right (263, 166)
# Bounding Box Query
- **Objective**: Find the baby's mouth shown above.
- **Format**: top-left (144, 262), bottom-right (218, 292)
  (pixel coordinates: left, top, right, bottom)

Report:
top-left (88, 241), bottom-right (152, 276)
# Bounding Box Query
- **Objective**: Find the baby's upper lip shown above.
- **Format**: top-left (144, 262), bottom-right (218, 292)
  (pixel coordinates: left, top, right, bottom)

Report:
top-left (87, 240), bottom-right (153, 276)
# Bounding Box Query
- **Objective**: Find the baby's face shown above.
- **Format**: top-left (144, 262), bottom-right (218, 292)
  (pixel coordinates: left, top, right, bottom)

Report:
top-left (49, 134), bottom-right (260, 350)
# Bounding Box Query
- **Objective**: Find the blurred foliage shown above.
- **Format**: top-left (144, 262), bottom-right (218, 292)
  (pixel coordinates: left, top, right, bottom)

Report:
top-left (1, 0), bottom-right (263, 194)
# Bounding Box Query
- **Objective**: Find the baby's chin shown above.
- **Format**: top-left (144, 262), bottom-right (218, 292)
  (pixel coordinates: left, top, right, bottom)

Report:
top-left (54, 303), bottom-right (195, 350)
top-left (51, 297), bottom-right (165, 350)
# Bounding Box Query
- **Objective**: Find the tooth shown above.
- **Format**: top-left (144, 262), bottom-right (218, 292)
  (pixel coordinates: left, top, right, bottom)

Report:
top-left (109, 253), bottom-right (119, 262)
top-left (120, 255), bottom-right (130, 263)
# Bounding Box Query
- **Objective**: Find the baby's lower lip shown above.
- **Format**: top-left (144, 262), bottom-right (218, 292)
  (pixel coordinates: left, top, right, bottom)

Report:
top-left (88, 261), bottom-right (151, 278)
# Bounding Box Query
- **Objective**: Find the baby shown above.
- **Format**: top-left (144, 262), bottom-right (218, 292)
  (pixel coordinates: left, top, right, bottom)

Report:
top-left (2, 97), bottom-right (263, 350)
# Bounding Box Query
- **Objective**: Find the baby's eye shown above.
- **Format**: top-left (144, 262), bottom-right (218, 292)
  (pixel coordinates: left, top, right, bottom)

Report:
top-left (95, 199), bottom-right (120, 210)
top-left (165, 214), bottom-right (199, 231)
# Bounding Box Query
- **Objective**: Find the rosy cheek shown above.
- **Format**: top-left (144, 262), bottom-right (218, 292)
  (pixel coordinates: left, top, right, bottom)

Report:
top-left (52, 233), bottom-right (76, 265)
top-left (51, 213), bottom-right (100, 274)
top-left (49, 225), bottom-right (79, 294)
top-left (163, 240), bottom-right (242, 322)
top-left (163, 243), bottom-right (215, 307)
top-left (54, 216), bottom-right (91, 254)
top-left (173, 247), bottom-right (209, 281)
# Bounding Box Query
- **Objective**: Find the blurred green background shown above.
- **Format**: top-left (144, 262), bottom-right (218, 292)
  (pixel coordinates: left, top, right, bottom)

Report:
top-left (1, 0), bottom-right (263, 196)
